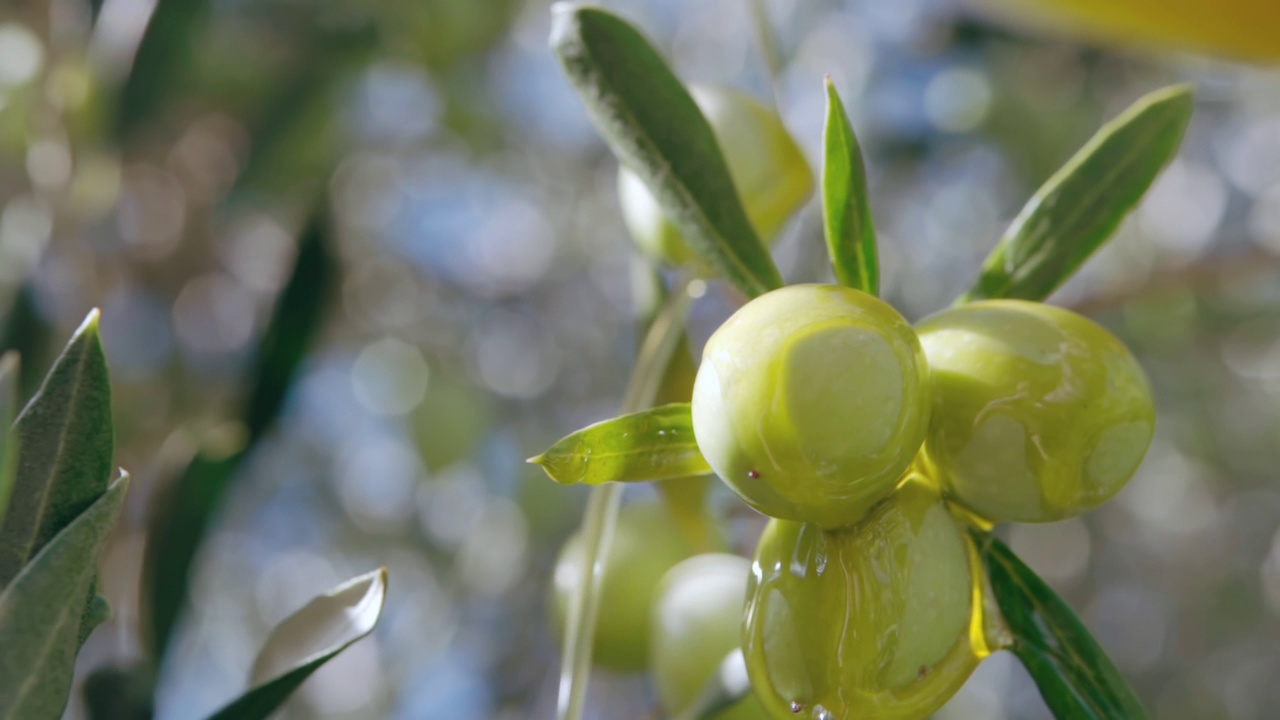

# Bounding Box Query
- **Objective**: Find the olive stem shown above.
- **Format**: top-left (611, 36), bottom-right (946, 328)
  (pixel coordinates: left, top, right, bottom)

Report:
top-left (558, 275), bottom-right (696, 720)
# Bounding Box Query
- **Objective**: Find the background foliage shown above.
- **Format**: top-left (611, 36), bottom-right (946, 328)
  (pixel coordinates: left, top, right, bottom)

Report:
top-left (0, 0), bottom-right (1278, 718)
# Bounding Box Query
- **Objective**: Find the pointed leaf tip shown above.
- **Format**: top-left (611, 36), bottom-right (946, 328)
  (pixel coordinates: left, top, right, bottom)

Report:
top-left (959, 83), bottom-right (1194, 303)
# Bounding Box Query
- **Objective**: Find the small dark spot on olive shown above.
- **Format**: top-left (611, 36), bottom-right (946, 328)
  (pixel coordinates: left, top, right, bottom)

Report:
top-left (917, 664), bottom-right (929, 679)
top-left (789, 701), bottom-right (804, 714)
top-left (748, 469), bottom-right (761, 479)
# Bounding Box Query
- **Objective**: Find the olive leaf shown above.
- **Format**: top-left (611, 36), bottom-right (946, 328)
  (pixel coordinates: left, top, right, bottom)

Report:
top-left (821, 79), bottom-right (879, 296)
top-left (0, 310), bottom-right (113, 585)
top-left (0, 472), bottom-right (130, 720)
top-left (959, 85), bottom-right (1193, 303)
top-left (550, 4), bottom-right (783, 298)
top-left (529, 403), bottom-right (710, 486)
top-left (204, 568), bottom-right (388, 720)
top-left (145, 203), bottom-right (334, 662)
top-left (0, 353), bottom-right (20, 528)
top-left (975, 531), bottom-right (1149, 720)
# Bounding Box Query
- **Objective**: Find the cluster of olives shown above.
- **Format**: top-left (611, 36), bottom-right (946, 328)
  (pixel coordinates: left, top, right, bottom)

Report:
top-left (694, 283), bottom-right (1154, 719)
top-left (551, 83), bottom-right (1156, 720)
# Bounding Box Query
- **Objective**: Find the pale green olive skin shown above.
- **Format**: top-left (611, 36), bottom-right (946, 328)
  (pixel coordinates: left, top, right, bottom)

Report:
top-left (917, 300), bottom-right (1156, 523)
top-left (743, 478), bottom-right (980, 720)
top-left (551, 503), bottom-right (695, 672)
top-left (692, 284), bottom-right (932, 529)
top-left (618, 85), bottom-right (813, 268)
top-left (651, 554), bottom-right (771, 720)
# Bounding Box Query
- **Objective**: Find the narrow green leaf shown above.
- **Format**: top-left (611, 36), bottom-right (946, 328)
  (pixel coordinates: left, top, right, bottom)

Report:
top-left (550, 4), bottom-right (783, 298)
top-left (0, 472), bottom-right (129, 720)
top-left (145, 204), bottom-right (333, 661)
top-left (242, 206), bottom-right (335, 442)
top-left (116, 0), bottom-right (211, 140)
top-left (205, 568), bottom-right (388, 720)
top-left (529, 403), bottom-right (709, 486)
top-left (0, 353), bottom-right (21, 529)
top-left (821, 79), bottom-right (879, 295)
top-left (961, 85), bottom-right (1193, 303)
top-left (143, 450), bottom-right (241, 661)
top-left (0, 311), bottom-right (113, 586)
top-left (82, 664), bottom-right (155, 720)
top-left (976, 532), bottom-right (1149, 719)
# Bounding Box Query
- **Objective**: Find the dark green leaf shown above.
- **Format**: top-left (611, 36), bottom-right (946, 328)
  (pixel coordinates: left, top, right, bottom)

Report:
top-left (0, 311), bottom-right (113, 586)
top-left (0, 473), bottom-right (129, 720)
top-left (0, 353), bottom-right (20, 529)
top-left (529, 403), bottom-right (709, 486)
top-left (821, 79), bottom-right (878, 295)
top-left (242, 206), bottom-right (335, 441)
top-left (550, 5), bottom-right (783, 298)
top-left (976, 531), bottom-right (1149, 719)
top-left (82, 664), bottom-right (155, 720)
top-left (143, 450), bottom-right (241, 661)
top-left (960, 85), bottom-right (1193, 303)
top-left (205, 568), bottom-right (388, 720)
top-left (145, 204), bottom-right (333, 661)
top-left (0, 283), bottom-right (53, 399)
top-left (116, 0), bottom-right (211, 141)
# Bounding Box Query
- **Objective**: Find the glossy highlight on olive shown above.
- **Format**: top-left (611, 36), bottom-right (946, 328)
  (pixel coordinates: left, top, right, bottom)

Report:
top-left (917, 300), bottom-right (1156, 523)
top-left (618, 85), bottom-right (814, 268)
top-left (692, 284), bottom-right (931, 529)
top-left (550, 503), bottom-right (696, 672)
top-left (743, 477), bottom-right (981, 720)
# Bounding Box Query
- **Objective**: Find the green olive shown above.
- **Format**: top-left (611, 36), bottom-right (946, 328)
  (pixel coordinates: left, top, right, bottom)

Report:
top-left (743, 477), bottom-right (980, 720)
top-left (692, 284), bottom-right (931, 529)
top-left (917, 300), bottom-right (1156, 523)
top-left (617, 85), bottom-right (813, 268)
top-left (651, 554), bottom-right (771, 720)
top-left (550, 502), bottom-right (696, 672)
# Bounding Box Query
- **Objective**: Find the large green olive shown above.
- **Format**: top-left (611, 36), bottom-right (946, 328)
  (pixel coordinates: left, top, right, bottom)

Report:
top-left (551, 503), bottom-right (696, 672)
top-left (743, 478), bottom-right (979, 720)
top-left (617, 85), bottom-right (813, 268)
top-left (917, 300), bottom-right (1156, 523)
top-left (651, 554), bottom-right (771, 720)
top-left (692, 284), bottom-right (931, 529)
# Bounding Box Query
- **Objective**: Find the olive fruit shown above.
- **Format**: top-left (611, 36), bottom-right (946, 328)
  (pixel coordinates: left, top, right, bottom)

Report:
top-left (743, 478), bottom-right (979, 720)
top-left (651, 554), bottom-right (771, 720)
top-left (917, 300), bottom-right (1156, 523)
top-left (551, 503), bottom-right (695, 671)
top-left (691, 284), bottom-right (931, 529)
top-left (618, 85), bottom-right (813, 268)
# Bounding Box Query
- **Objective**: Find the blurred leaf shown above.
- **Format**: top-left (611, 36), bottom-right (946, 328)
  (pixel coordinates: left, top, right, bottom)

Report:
top-left (83, 664), bottom-right (155, 720)
top-left (0, 311), bottom-right (113, 586)
top-left (0, 283), bottom-right (52, 400)
top-left (821, 79), bottom-right (879, 295)
top-left (205, 568), bottom-right (388, 720)
top-left (550, 5), bottom-right (783, 298)
top-left (530, 403), bottom-right (709, 486)
top-left (0, 473), bottom-right (129, 720)
top-left (960, 85), bottom-right (1193, 303)
top-left (145, 205), bottom-right (334, 661)
top-left (242, 207), bottom-right (335, 441)
top-left (116, 0), bottom-right (211, 140)
top-left (0, 353), bottom-right (19, 529)
top-left (976, 531), bottom-right (1149, 719)
top-left (143, 450), bottom-right (240, 661)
